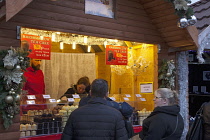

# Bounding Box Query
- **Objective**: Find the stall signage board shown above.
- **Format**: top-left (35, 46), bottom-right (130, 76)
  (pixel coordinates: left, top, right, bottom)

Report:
top-left (140, 82), bottom-right (153, 94)
top-left (106, 45), bottom-right (128, 65)
top-left (21, 34), bottom-right (51, 60)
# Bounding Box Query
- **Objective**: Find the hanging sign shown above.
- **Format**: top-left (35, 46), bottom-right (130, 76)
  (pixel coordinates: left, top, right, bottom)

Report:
top-left (106, 45), bottom-right (128, 65)
top-left (21, 34), bottom-right (51, 60)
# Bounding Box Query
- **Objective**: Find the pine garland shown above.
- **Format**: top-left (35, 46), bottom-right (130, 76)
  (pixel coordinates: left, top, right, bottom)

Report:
top-left (165, 0), bottom-right (194, 19)
top-left (158, 59), bottom-right (176, 90)
top-left (0, 47), bottom-right (29, 129)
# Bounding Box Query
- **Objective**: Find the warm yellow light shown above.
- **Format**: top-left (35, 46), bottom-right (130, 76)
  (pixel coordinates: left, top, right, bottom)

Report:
top-left (52, 33), bottom-right (56, 41)
top-left (88, 45), bottom-right (91, 52)
top-left (72, 42), bottom-right (76, 49)
top-left (84, 36), bottom-right (88, 44)
top-left (40, 36), bottom-right (44, 40)
top-left (60, 42), bottom-right (64, 49)
top-left (104, 41), bottom-right (107, 48)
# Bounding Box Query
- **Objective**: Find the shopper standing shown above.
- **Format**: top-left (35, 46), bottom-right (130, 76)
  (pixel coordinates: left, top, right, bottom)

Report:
top-left (61, 79), bottom-right (128, 140)
top-left (139, 88), bottom-right (184, 140)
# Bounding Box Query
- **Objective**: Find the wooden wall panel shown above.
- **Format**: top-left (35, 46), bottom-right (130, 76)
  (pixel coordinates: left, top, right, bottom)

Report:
top-left (0, 0), bottom-right (163, 51)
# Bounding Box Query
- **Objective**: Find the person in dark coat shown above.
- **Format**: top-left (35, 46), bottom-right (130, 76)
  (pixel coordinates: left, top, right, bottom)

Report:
top-left (203, 102), bottom-right (210, 140)
top-left (60, 76), bottom-right (90, 100)
top-left (139, 88), bottom-right (184, 140)
top-left (61, 79), bottom-right (128, 140)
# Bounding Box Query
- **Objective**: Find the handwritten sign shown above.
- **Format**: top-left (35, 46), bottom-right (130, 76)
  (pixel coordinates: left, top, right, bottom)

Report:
top-left (125, 94), bottom-right (131, 97)
top-left (109, 97), bottom-right (116, 101)
top-left (26, 100), bottom-right (35, 104)
top-left (27, 95), bottom-right (36, 99)
top-left (68, 98), bottom-right (75, 102)
top-left (73, 94), bottom-right (80, 98)
top-left (49, 99), bottom-right (56, 103)
top-left (136, 94), bottom-right (142, 97)
top-left (140, 98), bottom-right (146, 101)
top-left (123, 97), bottom-right (129, 101)
top-left (43, 95), bottom-right (51, 99)
top-left (140, 83), bottom-right (153, 93)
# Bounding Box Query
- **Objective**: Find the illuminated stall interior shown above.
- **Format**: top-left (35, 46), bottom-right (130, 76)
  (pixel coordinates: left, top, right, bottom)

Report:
top-left (21, 27), bottom-right (158, 112)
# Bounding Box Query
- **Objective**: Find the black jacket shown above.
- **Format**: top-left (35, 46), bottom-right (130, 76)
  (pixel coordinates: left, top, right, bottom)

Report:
top-left (139, 105), bottom-right (184, 140)
top-left (61, 97), bottom-right (128, 140)
top-left (203, 102), bottom-right (210, 140)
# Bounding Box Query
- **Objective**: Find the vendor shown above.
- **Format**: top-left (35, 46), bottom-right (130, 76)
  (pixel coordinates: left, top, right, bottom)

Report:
top-left (21, 58), bottom-right (46, 112)
top-left (61, 76), bottom-right (90, 100)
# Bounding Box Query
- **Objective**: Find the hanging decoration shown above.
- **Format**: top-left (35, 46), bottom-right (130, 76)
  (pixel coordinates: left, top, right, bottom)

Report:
top-left (197, 25), bottom-right (210, 63)
top-left (158, 59), bottom-right (176, 89)
top-left (165, 0), bottom-right (197, 28)
top-left (0, 47), bottom-right (30, 129)
top-left (110, 47), bottom-right (150, 75)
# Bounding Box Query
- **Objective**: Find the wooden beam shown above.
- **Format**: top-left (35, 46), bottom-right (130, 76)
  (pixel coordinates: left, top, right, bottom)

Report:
top-left (0, 5), bottom-right (6, 21)
top-left (98, 45), bottom-right (105, 52)
top-left (6, 0), bottom-right (33, 21)
top-left (186, 25), bottom-right (199, 48)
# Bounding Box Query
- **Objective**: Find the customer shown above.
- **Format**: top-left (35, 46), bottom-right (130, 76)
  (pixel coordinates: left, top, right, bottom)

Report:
top-left (79, 92), bottom-right (134, 138)
top-left (61, 76), bottom-right (90, 100)
top-left (203, 101), bottom-right (210, 140)
top-left (61, 79), bottom-right (128, 140)
top-left (139, 88), bottom-right (184, 140)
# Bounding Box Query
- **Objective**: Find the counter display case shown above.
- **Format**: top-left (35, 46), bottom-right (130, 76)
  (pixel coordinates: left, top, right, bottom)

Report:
top-left (19, 94), bottom-right (150, 139)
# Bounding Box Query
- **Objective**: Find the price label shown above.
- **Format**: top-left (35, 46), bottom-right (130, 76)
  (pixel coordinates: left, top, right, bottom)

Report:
top-left (27, 95), bottom-right (36, 99)
top-left (109, 97), bottom-right (116, 101)
top-left (125, 94), bottom-right (131, 97)
top-left (49, 99), bottom-right (57, 103)
top-left (26, 100), bottom-right (35, 104)
top-left (43, 95), bottom-right (51, 99)
top-left (73, 94), bottom-right (80, 98)
top-left (136, 94), bottom-right (142, 97)
top-left (68, 98), bottom-right (75, 102)
top-left (140, 98), bottom-right (146, 101)
top-left (123, 97), bottom-right (129, 101)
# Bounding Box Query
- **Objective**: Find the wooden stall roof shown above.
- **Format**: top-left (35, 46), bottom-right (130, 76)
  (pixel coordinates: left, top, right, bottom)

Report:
top-left (0, 0), bottom-right (198, 51)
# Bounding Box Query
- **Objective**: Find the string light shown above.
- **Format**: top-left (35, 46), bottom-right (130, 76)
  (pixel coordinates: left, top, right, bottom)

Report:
top-left (84, 36), bottom-right (88, 44)
top-left (60, 42), bottom-right (64, 49)
top-left (72, 42), bottom-right (76, 49)
top-left (87, 45), bottom-right (91, 52)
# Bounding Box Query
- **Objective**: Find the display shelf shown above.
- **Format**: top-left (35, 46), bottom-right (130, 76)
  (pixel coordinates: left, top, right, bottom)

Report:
top-left (19, 133), bottom-right (62, 140)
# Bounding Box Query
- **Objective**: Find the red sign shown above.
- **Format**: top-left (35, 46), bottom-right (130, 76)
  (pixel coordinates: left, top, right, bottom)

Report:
top-left (106, 45), bottom-right (128, 65)
top-left (21, 34), bottom-right (51, 60)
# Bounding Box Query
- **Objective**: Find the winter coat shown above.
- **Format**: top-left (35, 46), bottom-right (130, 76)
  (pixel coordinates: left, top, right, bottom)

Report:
top-left (61, 97), bottom-right (128, 140)
top-left (139, 105), bottom-right (184, 140)
top-left (203, 102), bottom-right (210, 140)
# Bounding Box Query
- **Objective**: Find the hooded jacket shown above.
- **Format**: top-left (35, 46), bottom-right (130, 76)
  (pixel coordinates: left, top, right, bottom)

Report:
top-left (62, 97), bottom-right (128, 140)
top-left (139, 105), bottom-right (184, 140)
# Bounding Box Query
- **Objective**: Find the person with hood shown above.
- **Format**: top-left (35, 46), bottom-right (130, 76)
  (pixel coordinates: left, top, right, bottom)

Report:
top-left (61, 79), bottom-right (128, 140)
top-left (139, 88), bottom-right (184, 140)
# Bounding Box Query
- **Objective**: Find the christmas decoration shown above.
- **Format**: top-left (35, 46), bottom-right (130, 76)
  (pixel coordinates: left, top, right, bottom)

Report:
top-left (158, 59), bottom-right (176, 89)
top-left (0, 47), bottom-right (29, 129)
top-left (165, 0), bottom-right (197, 28)
top-left (177, 17), bottom-right (189, 28)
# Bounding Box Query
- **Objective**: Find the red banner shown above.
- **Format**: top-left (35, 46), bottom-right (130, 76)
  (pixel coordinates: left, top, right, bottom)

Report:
top-left (21, 34), bottom-right (51, 60)
top-left (106, 45), bottom-right (128, 65)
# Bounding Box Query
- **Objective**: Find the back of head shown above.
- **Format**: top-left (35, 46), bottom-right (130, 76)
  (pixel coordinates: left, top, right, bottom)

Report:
top-left (77, 76), bottom-right (90, 87)
top-left (155, 88), bottom-right (179, 105)
top-left (91, 79), bottom-right (108, 98)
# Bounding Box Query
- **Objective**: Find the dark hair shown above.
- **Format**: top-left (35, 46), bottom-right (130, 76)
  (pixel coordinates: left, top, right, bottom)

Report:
top-left (77, 76), bottom-right (90, 87)
top-left (91, 79), bottom-right (108, 98)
